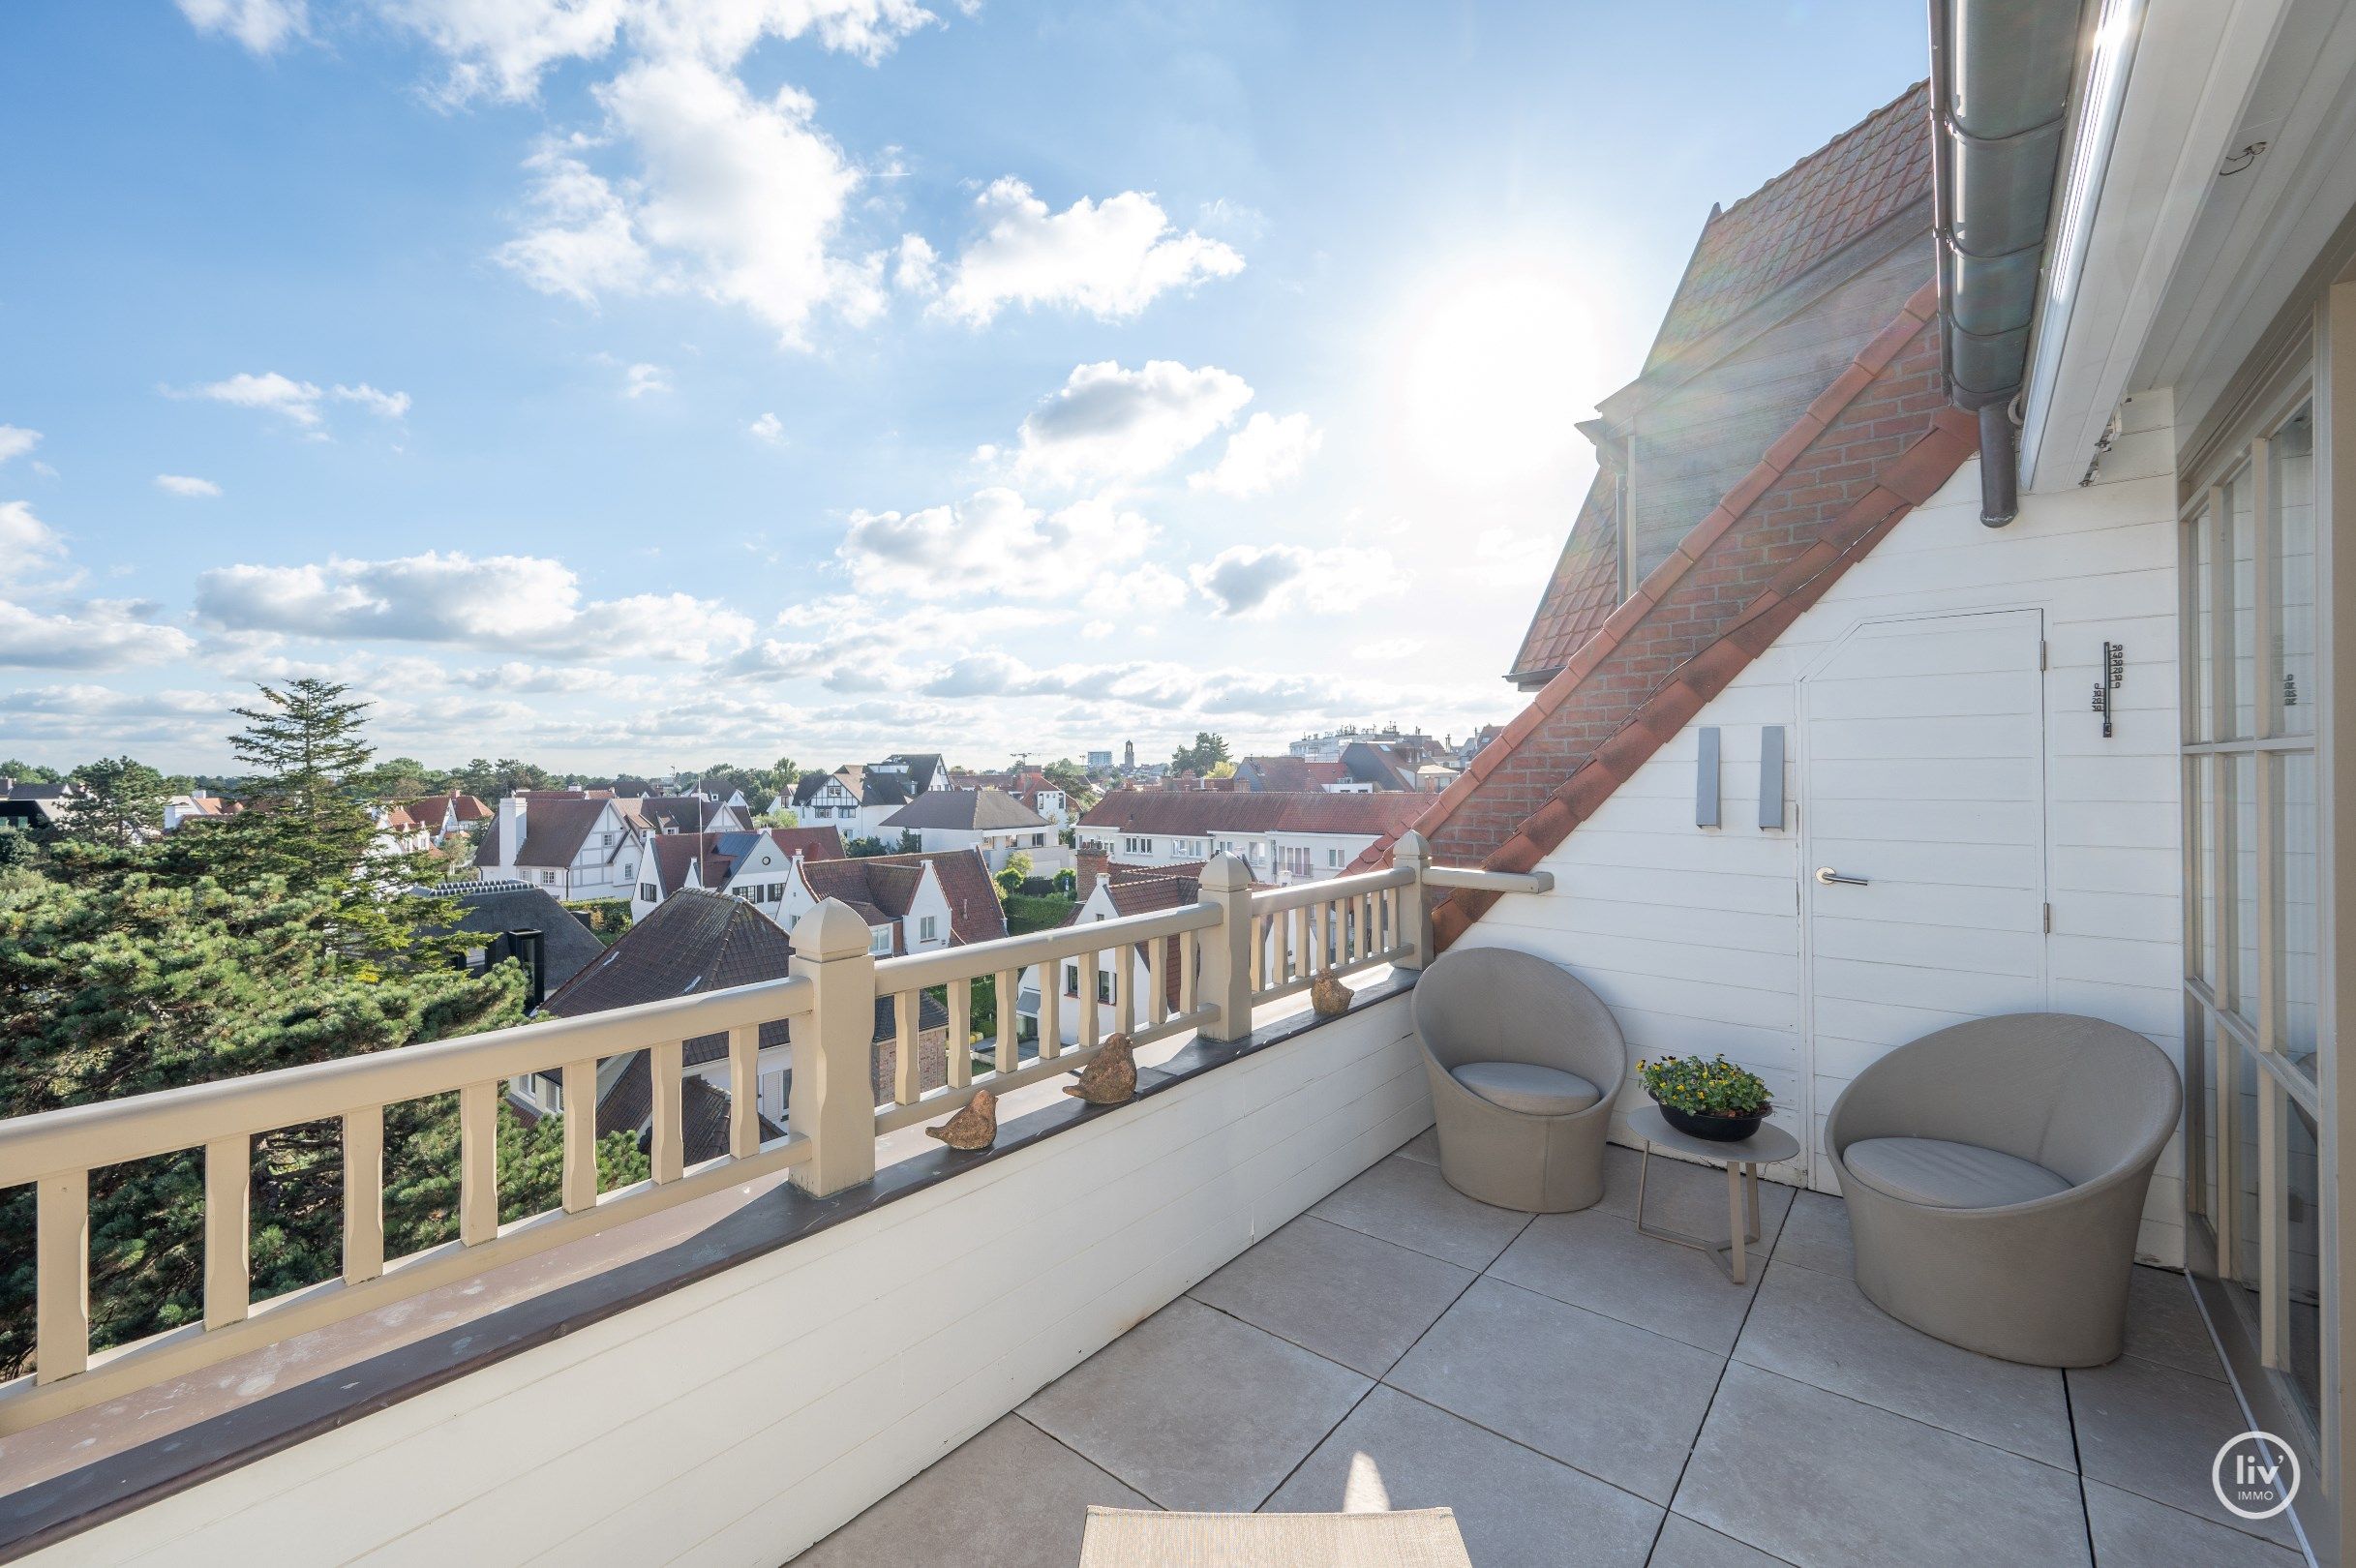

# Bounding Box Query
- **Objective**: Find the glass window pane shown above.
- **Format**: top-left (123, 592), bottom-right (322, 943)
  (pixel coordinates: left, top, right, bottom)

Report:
top-left (2191, 505), bottom-right (2218, 742)
top-left (2231, 751), bottom-right (2257, 1028)
top-left (2289, 1094), bottom-right (2322, 1420)
top-left (2269, 404), bottom-right (2315, 737)
top-left (2190, 755), bottom-right (2216, 989)
top-left (2235, 1046), bottom-right (2262, 1299)
top-left (2274, 751), bottom-right (2319, 1081)
top-left (2228, 472), bottom-right (2258, 739)
top-left (2189, 1003), bottom-right (2219, 1227)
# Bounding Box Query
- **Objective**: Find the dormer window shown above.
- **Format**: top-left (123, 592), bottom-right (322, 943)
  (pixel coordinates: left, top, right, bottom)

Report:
top-left (867, 925), bottom-right (892, 954)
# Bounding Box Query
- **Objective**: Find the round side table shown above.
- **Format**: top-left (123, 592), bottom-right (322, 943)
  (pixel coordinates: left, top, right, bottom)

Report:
top-left (1625, 1105), bottom-right (1800, 1285)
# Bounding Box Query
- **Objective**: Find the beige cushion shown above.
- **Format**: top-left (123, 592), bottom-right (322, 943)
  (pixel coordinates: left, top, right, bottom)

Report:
top-left (1845, 1135), bottom-right (2072, 1209)
top-left (1451, 1060), bottom-right (1601, 1117)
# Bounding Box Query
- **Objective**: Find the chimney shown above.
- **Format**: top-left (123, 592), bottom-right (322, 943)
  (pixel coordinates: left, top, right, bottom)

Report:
top-left (496, 794), bottom-right (526, 869)
top-left (1077, 845), bottom-right (1108, 902)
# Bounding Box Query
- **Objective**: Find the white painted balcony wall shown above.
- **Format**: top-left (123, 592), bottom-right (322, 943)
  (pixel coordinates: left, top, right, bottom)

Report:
top-left (1455, 389), bottom-right (2187, 1264)
top-left (39, 991), bottom-right (1429, 1567)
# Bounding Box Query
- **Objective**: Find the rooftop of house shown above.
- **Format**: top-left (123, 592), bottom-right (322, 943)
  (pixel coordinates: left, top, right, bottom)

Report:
top-left (880, 785), bottom-right (1049, 832)
top-left (435, 880), bottom-right (608, 996)
top-left (799, 848), bottom-right (1010, 945)
top-left (394, 791), bottom-right (492, 824)
top-left (1510, 81), bottom-right (1936, 690)
top-left (1234, 757), bottom-right (1353, 792)
top-left (1641, 79), bottom-right (1932, 377)
top-left (541, 889), bottom-right (790, 1019)
top-left (476, 795), bottom-right (619, 870)
top-left (1081, 790), bottom-right (1429, 838)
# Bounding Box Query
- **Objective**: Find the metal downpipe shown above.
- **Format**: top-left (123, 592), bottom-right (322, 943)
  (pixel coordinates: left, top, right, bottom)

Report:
top-left (1978, 402), bottom-right (2018, 527)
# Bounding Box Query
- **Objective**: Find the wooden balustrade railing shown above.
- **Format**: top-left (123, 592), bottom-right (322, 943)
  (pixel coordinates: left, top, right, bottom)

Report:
top-left (0, 831), bottom-right (1551, 1435)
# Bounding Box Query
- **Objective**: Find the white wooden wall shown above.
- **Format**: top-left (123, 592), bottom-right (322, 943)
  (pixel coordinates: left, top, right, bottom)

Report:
top-left (1461, 389), bottom-right (2188, 1265)
top-left (42, 996), bottom-right (1431, 1568)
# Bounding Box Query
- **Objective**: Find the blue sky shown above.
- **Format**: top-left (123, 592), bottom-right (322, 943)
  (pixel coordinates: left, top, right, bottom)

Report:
top-left (0, 1), bottom-right (1922, 774)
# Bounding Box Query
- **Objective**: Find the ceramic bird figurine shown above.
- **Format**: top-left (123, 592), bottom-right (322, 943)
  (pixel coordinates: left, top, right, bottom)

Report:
top-left (926, 1087), bottom-right (998, 1151)
top-left (1311, 973), bottom-right (1355, 1017)
top-left (1066, 1033), bottom-right (1137, 1105)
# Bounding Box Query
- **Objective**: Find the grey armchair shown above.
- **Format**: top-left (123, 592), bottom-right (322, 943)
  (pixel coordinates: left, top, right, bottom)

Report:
top-left (1825, 1012), bottom-right (2182, 1367)
top-left (1412, 947), bottom-right (1625, 1213)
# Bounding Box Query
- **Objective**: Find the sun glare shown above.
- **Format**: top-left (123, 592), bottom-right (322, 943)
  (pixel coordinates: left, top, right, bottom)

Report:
top-left (1397, 266), bottom-right (1597, 488)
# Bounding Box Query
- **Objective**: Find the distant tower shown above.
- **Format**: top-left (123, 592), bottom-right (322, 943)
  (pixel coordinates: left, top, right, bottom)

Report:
top-left (1123, 739), bottom-right (1135, 771)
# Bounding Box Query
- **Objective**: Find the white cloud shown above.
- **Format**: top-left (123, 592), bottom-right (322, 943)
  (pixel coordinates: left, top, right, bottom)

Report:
top-left (1189, 543), bottom-right (1402, 619)
top-left (1015, 360), bottom-right (1252, 485)
top-left (381, 0), bottom-right (937, 103)
top-left (1189, 411), bottom-right (1321, 498)
top-left (184, 371), bottom-right (326, 426)
top-left (155, 474), bottom-right (224, 498)
top-left (498, 59), bottom-right (878, 345)
top-left (0, 599), bottom-right (199, 671)
top-left (332, 382), bottom-right (412, 419)
top-left (891, 231), bottom-right (938, 293)
top-left (174, 372), bottom-right (409, 429)
top-left (495, 150), bottom-right (655, 304)
top-left (0, 501), bottom-right (66, 582)
top-left (176, 0), bottom-right (308, 53)
top-left (0, 426), bottom-right (40, 466)
top-left (195, 551), bottom-right (754, 661)
top-left (934, 178), bottom-right (1244, 325)
top-left (623, 361), bottom-right (672, 397)
top-left (838, 486), bottom-right (1156, 601)
top-left (749, 410), bottom-right (785, 442)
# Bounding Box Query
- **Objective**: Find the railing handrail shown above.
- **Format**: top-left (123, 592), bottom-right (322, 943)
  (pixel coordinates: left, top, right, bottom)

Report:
top-left (0, 833), bottom-right (1560, 1435)
top-left (0, 974), bottom-right (813, 1185)
top-left (873, 901), bottom-right (1222, 993)
top-left (1247, 863), bottom-right (1415, 915)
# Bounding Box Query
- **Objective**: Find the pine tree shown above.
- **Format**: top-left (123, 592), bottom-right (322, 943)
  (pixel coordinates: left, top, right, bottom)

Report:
top-left (63, 755), bottom-right (168, 848)
top-left (0, 868), bottom-right (527, 1374)
top-left (205, 678), bottom-right (458, 961)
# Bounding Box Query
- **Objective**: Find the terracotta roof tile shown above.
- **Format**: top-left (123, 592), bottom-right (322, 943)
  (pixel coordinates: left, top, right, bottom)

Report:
top-left (1644, 83), bottom-right (1931, 374)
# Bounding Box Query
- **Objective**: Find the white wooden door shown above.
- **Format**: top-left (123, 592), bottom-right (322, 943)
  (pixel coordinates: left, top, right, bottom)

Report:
top-left (1798, 609), bottom-right (2049, 1191)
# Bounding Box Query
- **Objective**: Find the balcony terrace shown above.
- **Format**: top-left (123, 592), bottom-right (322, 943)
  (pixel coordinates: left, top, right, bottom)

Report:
top-left (800, 1139), bottom-right (2282, 1568)
top-left (0, 842), bottom-right (2270, 1566)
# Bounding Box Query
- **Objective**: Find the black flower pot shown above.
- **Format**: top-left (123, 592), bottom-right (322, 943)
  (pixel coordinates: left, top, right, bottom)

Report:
top-left (1658, 1101), bottom-right (1769, 1143)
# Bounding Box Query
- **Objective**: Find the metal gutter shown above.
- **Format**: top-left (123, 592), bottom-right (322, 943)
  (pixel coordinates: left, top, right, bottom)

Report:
top-left (1929, 0), bottom-right (2094, 524)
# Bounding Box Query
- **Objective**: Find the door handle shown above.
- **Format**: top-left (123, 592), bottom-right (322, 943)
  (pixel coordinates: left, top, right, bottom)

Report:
top-left (1815, 867), bottom-right (1869, 887)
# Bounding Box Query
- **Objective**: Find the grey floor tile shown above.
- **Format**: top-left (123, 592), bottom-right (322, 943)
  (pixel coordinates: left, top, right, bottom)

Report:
top-left (1648, 1515), bottom-right (1796, 1568)
top-left (2084, 1478), bottom-right (2306, 1567)
top-left (1019, 1296), bottom-right (1371, 1512)
top-left (1768, 1190), bottom-right (1855, 1279)
top-left (1675, 1364), bottom-right (2090, 1568)
top-left (2069, 1355), bottom-right (2299, 1548)
top-left (1386, 1278), bottom-right (1723, 1505)
top-left (1310, 1154), bottom-right (1533, 1269)
top-left (2121, 1266), bottom-right (2226, 1382)
top-left (1732, 1261), bottom-right (2073, 1468)
top-left (1190, 1214), bottom-right (1474, 1376)
top-left (790, 1414), bottom-right (1148, 1567)
top-left (1490, 1208), bottom-right (1760, 1355)
top-left (1267, 1386), bottom-right (1661, 1568)
top-left (1395, 1127), bottom-right (1441, 1165)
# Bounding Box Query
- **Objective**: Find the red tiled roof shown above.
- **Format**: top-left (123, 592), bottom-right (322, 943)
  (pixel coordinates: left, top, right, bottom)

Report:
top-left (1507, 472), bottom-right (1623, 684)
top-left (1080, 791), bottom-right (1427, 837)
top-left (1350, 286), bottom-right (1978, 949)
top-left (1644, 82), bottom-right (1932, 375)
top-left (799, 849), bottom-right (1009, 945)
top-left (766, 826), bottom-right (845, 861)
